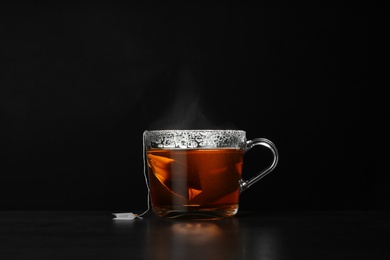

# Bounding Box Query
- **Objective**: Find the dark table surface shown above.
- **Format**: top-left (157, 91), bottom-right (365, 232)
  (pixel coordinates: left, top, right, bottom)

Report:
top-left (1, 210), bottom-right (389, 259)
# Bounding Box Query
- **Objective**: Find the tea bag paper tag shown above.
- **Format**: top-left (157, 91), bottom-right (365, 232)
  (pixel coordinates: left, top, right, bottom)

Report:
top-left (112, 212), bottom-right (141, 220)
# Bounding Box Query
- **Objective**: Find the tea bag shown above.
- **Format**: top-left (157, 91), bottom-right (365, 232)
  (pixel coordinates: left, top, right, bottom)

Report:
top-left (147, 153), bottom-right (202, 201)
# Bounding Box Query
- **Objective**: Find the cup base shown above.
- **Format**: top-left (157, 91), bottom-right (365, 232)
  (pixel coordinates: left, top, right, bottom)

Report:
top-left (152, 204), bottom-right (239, 220)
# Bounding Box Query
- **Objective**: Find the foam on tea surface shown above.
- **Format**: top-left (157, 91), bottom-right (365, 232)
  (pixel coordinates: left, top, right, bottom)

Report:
top-left (144, 130), bottom-right (246, 149)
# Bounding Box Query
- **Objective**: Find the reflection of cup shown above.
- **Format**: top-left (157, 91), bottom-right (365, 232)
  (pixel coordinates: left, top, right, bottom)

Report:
top-left (146, 218), bottom-right (242, 260)
top-left (144, 130), bottom-right (278, 219)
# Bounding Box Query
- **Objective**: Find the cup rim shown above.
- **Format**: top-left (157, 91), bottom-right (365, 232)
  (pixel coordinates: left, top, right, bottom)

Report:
top-left (143, 129), bottom-right (247, 149)
top-left (144, 129), bottom-right (246, 134)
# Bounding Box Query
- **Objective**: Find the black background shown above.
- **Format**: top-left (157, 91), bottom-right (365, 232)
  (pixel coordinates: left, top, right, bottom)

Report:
top-left (0, 1), bottom-right (387, 211)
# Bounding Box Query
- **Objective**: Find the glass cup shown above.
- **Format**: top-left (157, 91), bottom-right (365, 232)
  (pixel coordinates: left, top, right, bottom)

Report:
top-left (143, 130), bottom-right (279, 219)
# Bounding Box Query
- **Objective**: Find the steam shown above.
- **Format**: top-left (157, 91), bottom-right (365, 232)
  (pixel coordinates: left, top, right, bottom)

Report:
top-left (147, 6), bottom-right (236, 131)
top-left (148, 64), bottom-right (214, 130)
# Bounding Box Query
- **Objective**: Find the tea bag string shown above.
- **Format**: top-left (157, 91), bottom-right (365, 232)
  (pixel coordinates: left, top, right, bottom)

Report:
top-left (112, 132), bottom-right (150, 220)
top-left (139, 131), bottom-right (151, 217)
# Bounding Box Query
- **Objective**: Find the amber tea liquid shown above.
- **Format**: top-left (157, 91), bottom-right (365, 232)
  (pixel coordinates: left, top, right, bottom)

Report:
top-left (147, 148), bottom-right (244, 219)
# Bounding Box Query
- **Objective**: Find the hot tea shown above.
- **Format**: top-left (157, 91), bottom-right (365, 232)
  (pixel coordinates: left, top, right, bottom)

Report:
top-left (143, 130), bottom-right (279, 219)
top-left (147, 148), bottom-right (244, 218)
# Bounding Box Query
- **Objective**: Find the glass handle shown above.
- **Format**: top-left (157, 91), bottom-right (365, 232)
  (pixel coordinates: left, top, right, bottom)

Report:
top-left (239, 138), bottom-right (279, 192)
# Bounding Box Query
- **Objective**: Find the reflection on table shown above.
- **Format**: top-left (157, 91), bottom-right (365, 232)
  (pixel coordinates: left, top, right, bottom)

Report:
top-left (1, 211), bottom-right (389, 259)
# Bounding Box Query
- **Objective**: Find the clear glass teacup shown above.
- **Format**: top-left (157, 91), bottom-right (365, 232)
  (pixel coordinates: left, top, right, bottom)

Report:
top-left (143, 130), bottom-right (279, 219)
